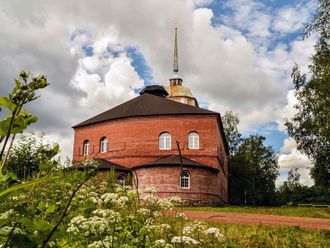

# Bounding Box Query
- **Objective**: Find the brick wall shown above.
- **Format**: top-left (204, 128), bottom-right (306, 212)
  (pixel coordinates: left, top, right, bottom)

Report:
top-left (73, 114), bottom-right (228, 203)
top-left (134, 166), bottom-right (226, 205)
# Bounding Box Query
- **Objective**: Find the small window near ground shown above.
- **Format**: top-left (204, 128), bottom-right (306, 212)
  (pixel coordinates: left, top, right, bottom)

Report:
top-left (159, 132), bottom-right (171, 150)
top-left (180, 171), bottom-right (190, 189)
top-left (100, 137), bottom-right (108, 153)
top-left (117, 175), bottom-right (125, 186)
top-left (83, 140), bottom-right (89, 156)
top-left (188, 132), bottom-right (199, 149)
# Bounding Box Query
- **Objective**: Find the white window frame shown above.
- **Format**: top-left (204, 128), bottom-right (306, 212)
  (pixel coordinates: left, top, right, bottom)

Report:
top-left (117, 175), bottom-right (125, 186)
top-left (188, 132), bottom-right (199, 150)
top-left (180, 171), bottom-right (190, 189)
top-left (100, 137), bottom-right (108, 153)
top-left (159, 132), bottom-right (171, 150)
top-left (83, 140), bottom-right (89, 156)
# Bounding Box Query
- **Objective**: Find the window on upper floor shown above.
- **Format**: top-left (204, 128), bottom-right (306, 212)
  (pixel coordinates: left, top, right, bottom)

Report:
top-left (100, 137), bottom-right (108, 153)
top-left (83, 140), bottom-right (89, 156)
top-left (180, 171), bottom-right (190, 189)
top-left (188, 132), bottom-right (199, 149)
top-left (159, 132), bottom-right (171, 150)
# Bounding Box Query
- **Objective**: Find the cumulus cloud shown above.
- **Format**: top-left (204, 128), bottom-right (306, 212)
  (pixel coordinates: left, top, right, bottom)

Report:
top-left (222, 0), bottom-right (272, 39)
top-left (272, 2), bottom-right (314, 34)
top-left (277, 137), bottom-right (314, 186)
top-left (70, 30), bottom-right (144, 110)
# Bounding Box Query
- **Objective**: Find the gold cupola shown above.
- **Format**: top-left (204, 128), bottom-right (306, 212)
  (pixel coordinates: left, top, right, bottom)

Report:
top-left (165, 25), bottom-right (198, 107)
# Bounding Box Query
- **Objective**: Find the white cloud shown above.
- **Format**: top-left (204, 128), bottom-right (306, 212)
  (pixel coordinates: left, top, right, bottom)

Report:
top-left (277, 137), bottom-right (314, 186)
top-left (279, 150), bottom-right (312, 169)
top-left (192, 0), bottom-right (214, 7)
top-left (272, 3), bottom-right (314, 34)
top-left (71, 33), bottom-right (144, 110)
top-left (222, 0), bottom-right (272, 42)
top-left (280, 137), bottom-right (297, 154)
top-left (275, 90), bottom-right (298, 132)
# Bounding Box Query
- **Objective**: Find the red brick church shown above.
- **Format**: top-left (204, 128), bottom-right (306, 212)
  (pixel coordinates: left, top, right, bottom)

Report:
top-left (72, 27), bottom-right (229, 205)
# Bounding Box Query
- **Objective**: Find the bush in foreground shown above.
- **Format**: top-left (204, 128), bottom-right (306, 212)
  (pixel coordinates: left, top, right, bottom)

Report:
top-left (0, 175), bottom-right (226, 247)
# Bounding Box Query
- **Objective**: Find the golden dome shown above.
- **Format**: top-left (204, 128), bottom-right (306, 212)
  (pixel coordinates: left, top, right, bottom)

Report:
top-left (165, 85), bottom-right (194, 98)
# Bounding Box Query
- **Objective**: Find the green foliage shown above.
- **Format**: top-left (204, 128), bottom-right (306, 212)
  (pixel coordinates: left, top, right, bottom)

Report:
top-left (277, 168), bottom-right (306, 205)
top-left (276, 168), bottom-right (330, 205)
top-left (230, 135), bottom-right (278, 206)
top-left (5, 133), bottom-right (60, 180)
top-left (223, 112), bottom-right (279, 206)
top-left (184, 206), bottom-right (330, 219)
top-left (212, 223), bottom-right (330, 247)
top-left (222, 111), bottom-right (242, 155)
top-left (0, 70), bottom-right (49, 176)
top-left (285, 0), bottom-right (330, 187)
top-left (0, 176), bottom-right (230, 247)
top-left (0, 166), bottom-right (94, 247)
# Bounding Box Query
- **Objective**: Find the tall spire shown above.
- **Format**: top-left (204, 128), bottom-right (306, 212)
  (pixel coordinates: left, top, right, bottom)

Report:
top-left (173, 23), bottom-right (179, 74)
top-left (169, 22), bottom-right (183, 87)
top-left (166, 24), bottom-right (198, 107)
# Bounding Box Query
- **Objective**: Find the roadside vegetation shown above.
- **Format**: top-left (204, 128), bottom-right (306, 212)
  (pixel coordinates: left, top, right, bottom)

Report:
top-left (206, 223), bottom-right (330, 248)
top-left (183, 206), bottom-right (330, 219)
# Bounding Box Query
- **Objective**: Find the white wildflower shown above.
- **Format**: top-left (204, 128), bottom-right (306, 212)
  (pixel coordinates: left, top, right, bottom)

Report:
top-left (175, 212), bottom-right (187, 220)
top-left (169, 196), bottom-right (181, 204)
top-left (48, 241), bottom-right (56, 247)
top-left (153, 239), bottom-right (173, 248)
top-left (88, 241), bottom-right (109, 248)
top-left (93, 209), bottom-right (111, 218)
top-left (67, 215), bottom-right (87, 234)
top-left (106, 210), bottom-right (121, 223)
top-left (153, 211), bottom-right (161, 218)
top-left (157, 199), bottom-right (173, 210)
top-left (117, 196), bottom-right (129, 205)
top-left (86, 216), bottom-right (109, 235)
top-left (154, 239), bottom-right (166, 245)
top-left (171, 236), bottom-right (199, 245)
top-left (101, 193), bottom-right (118, 204)
top-left (137, 208), bottom-right (150, 216)
top-left (205, 227), bottom-right (225, 241)
top-left (0, 209), bottom-right (15, 220)
top-left (0, 226), bottom-right (21, 235)
top-left (160, 224), bottom-right (171, 232)
top-left (115, 186), bottom-right (123, 193)
top-left (183, 221), bottom-right (207, 235)
top-left (144, 186), bottom-right (157, 193)
top-left (127, 190), bottom-right (138, 198)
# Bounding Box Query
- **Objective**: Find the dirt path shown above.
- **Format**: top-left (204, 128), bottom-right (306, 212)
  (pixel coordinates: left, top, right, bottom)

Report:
top-left (182, 210), bottom-right (330, 230)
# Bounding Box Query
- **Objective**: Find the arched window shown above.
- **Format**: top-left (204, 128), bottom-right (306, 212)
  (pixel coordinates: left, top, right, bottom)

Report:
top-left (83, 140), bottom-right (89, 156)
top-left (159, 132), bottom-right (171, 150)
top-left (100, 137), bottom-right (108, 153)
top-left (188, 132), bottom-right (199, 149)
top-left (117, 175), bottom-right (125, 186)
top-left (180, 171), bottom-right (190, 189)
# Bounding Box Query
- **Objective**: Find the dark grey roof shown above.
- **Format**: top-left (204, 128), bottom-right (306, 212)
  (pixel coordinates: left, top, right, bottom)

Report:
top-left (139, 85), bottom-right (168, 97)
top-left (99, 158), bottom-right (129, 171)
top-left (73, 158), bottom-right (129, 171)
top-left (132, 154), bottom-right (218, 172)
top-left (73, 93), bottom-right (217, 128)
